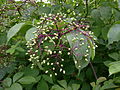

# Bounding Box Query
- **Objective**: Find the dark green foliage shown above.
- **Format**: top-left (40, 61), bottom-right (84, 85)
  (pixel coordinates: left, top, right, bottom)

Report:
top-left (0, 0), bottom-right (120, 90)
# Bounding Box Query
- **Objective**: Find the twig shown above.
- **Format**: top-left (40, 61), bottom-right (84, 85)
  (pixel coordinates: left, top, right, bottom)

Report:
top-left (89, 61), bottom-right (98, 80)
top-left (85, 0), bottom-right (89, 18)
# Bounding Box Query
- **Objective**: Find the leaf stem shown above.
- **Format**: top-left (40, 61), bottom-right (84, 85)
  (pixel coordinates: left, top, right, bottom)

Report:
top-left (89, 61), bottom-right (98, 80)
top-left (85, 0), bottom-right (89, 18)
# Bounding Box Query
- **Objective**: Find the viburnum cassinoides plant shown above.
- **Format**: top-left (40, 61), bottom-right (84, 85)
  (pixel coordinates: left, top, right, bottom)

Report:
top-left (26, 13), bottom-right (97, 77)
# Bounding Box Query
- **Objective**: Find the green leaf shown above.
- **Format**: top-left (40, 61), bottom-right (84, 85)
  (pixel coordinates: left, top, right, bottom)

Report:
top-left (6, 46), bottom-right (16, 55)
top-left (118, 0), bottom-right (120, 9)
top-left (98, 6), bottom-right (112, 21)
top-left (36, 75), bottom-right (42, 82)
top-left (23, 67), bottom-right (39, 77)
top-left (2, 78), bottom-right (12, 87)
top-left (38, 7), bottom-right (51, 15)
top-left (0, 68), bottom-right (6, 80)
top-left (58, 80), bottom-right (67, 88)
top-left (7, 23), bottom-right (25, 43)
top-left (101, 80), bottom-right (118, 89)
top-left (96, 77), bottom-right (107, 84)
top-left (42, 75), bottom-right (53, 84)
top-left (108, 52), bottom-right (120, 60)
top-left (66, 30), bottom-right (95, 72)
top-left (113, 77), bottom-right (120, 83)
top-left (71, 84), bottom-right (80, 90)
top-left (0, 33), bottom-right (7, 45)
top-left (108, 24), bottom-right (120, 44)
top-left (51, 85), bottom-right (64, 90)
top-left (81, 83), bottom-right (90, 90)
top-left (108, 61), bottom-right (120, 75)
top-left (9, 83), bottom-right (22, 90)
top-left (16, 47), bottom-right (25, 52)
top-left (13, 72), bottom-right (24, 83)
top-left (37, 79), bottom-right (48, 90)
top-left (18, 76), bottom-right (36, 84)
top-left (25, 27), bottom-right (37, 41)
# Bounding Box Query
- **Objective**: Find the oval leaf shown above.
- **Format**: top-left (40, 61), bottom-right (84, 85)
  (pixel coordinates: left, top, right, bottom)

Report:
top-left (66, 30), bottom-right (95, 72)
top-left (109, 61), bottom-right (120, 75)
top-left (10, 83), bottom-right (22, 90)
top-left (13, 72), bottom-right (24, 83)
top-left (42, 75), bottom-right (53, 84)
top-left (25, 27), bottom-right (37, 41)
top-left (7, 23), bottom-right (25, 43)
top-left (18, 76), bottom-right (36, 84)
top-left (108, 24), bottom-right (120, 44)
top-left (2, 78), bottom-right (12, 87)
top-left (37, 79), bottom-right (48, 90)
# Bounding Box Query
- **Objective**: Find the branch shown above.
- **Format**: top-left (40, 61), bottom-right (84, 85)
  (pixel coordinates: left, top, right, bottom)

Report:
top-left (89, 61), bottom-right (98, 80)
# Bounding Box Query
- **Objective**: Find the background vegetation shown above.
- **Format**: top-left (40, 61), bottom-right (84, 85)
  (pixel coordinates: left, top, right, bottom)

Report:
top-left (0, 0), bottom-right (120, 90)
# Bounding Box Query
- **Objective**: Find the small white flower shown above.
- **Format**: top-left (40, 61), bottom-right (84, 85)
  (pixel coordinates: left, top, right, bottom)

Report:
top-left (93, 38), bottom-right (97, 40)
top-left (82, 42), bottom-right (84, 45)
top-left (68, 48), bottom-right (71, 50)
top-left (35, 50), bottom-right (38, 52)
top-left (50, 74), bottom-right (52, 77)
top-left (43, 60), bottom-right (46, 63)
top-left (75, 48), bottom-right (78, 50)
top-left (47, 58), bottom-right (49, 60)
top-left (51, 63), bottom-right (53, 65)
top-left (75, 61), bottom-right (77, 64)
top-left (61, 59), bottom-right (64, 61)
top-left (93, 47), bottom-right (95, 50)
top-left (60, 68), bottom-right (62, 72)
top-left (53, 67), bottom-right (55, 70)
top-left (45, 70), bottom-right (48, 73)
top-left (31, 66), bottom-right (34, 69)
top-left (47, 62), bottom-right (50, 65)
top-left (88, 46), bottom-right (90, 48)
top-left (55, 73), bottom-right (57, 76)
top-left (61, 64), bottom-right (63, 67)
top-left (68, 52), bottom-right (70, 55)
top-left (95, 45), bottom-right (98, 47)
top-left (86, 50), bottom-right (89, 52)
top-left (33, 54), bottom-right (35, 56)
top-left (80, 38), bottom-right (84, 40)
top-left (63, 70), bottom-right (65, 74)
top-left (59, 51), bottom-right (62, 54)
top-left (56, 62), bottom-right (59, 65)
top-left (45, 46), bottom-right (48, 48)
top-left (85, 58), bottom-right (88, 61)
top-left (54, 51), bottom-right (56, 53)
top-left (37, 60), bottom-right (39, 62)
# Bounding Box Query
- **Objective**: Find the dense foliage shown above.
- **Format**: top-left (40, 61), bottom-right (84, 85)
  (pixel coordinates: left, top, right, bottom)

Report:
top-left (0, 0), bottom-right (120, 90)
